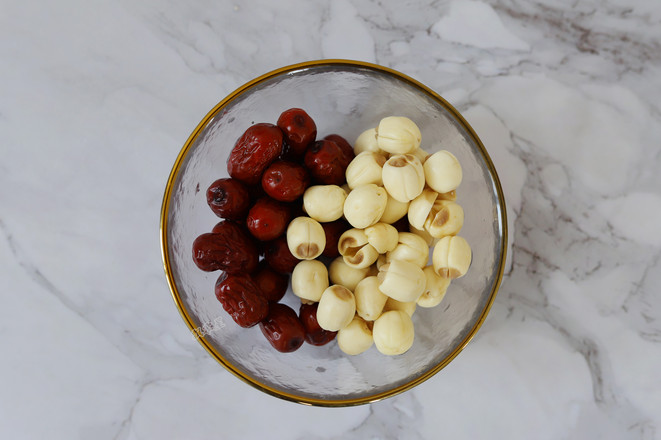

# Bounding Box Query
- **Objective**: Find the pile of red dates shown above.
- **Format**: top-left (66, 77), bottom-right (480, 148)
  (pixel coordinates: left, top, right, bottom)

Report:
top-left (192, 108), bottom-right (354, 353)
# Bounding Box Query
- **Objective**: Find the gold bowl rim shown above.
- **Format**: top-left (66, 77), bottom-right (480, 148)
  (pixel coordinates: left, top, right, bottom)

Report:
top-left (160, 59), bottom-right (508, 407)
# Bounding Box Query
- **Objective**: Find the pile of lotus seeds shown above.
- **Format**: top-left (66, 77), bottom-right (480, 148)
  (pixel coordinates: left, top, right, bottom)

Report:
top-left (285, 116), bottom-right (472, 356)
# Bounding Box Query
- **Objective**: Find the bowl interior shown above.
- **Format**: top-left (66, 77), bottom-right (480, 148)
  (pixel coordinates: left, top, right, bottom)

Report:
top-left (162, 61), bottom-right (506, 405)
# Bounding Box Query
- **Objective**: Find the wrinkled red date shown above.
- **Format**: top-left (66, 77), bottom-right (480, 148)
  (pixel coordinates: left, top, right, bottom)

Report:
top-left (263, 236), bottom-right (299, 274)
top-left (259, 303), bottom-right (306, 352)
top-left (246, 197), bottom-right (291, 241)
top-left (277, 108), bottom-right (317, 157)
top-left (252, 263), bottom-right (289, 303)
top-left (321, 219), bottom-right (351, 258)
top-left (323, 134), bottom-right (355, 164)
top-left (304, 139), bottom-right (352, 185)
top-left (227, 123), bottom-right (283, 185)
top-left (215, 272), bottom-right (269, 328)
top-left (192, 222), bottom-right (259, 273)
top-left (206, 178), bottom-right (251, 220)
top-left (261, 160), bottom-right (310, 202)
top-left (299, 303), bottom-right (337, 346)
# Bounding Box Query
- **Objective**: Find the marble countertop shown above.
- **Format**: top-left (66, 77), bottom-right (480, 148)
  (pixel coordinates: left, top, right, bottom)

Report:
top-left (2, 0), bottom-right (660, 438)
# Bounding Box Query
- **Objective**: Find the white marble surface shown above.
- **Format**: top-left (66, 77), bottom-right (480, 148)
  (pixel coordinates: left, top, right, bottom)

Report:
top-left (2, 0), bottom-right (660, 438)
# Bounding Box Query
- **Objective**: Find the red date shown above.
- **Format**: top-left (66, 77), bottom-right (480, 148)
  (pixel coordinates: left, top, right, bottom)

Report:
top-left (299, 303), bottom-right (337, 346)
top-left (264, 236), bottom-right (299, 274)
top-left (323, 134), bottom-right (355, 164)
top-left (321, 219), bottom-right (351, 258)
top-left (304, 139), bottom-right (352, 185)
top-left (215, 272), bottom-right (269, 328)
top-left (277, 108), bottom-right (317, 157)
top-left (192, 222), bottom-right (259, 273)
top-left (252, 263), bottom-right (289, 303)
top-left (261, 161), bottom-right (310, 202)
top-left (206, 178), bottom-right (251, 220)
top-left (212, 219), bottom-right (234, 234)
top-left (227, 123), bottom-right (283, 185)
top-left (259, 303), bottom-right (306, 352)
top-left (246, 197), bottom-right (291, 241)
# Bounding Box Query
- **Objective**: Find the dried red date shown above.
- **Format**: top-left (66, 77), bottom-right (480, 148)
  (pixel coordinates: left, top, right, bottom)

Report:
top-left (321, 219), bottom-right (351, 258)
top-left (259, 303), bottom-right (306, 352)
top-left (227, 123), bottom-right (283, 185)
top-left (206, 178), bottom-right (250, 220)
top-left (192, 222), bottom-right (259, 273)
top-left (304, 139), bottom-right (351, 185)
top-left (277, 108), bottom-right (317, 157)
top-left (299, 303), bottom-right (337, 346)
top-left (212, 219), bottom-right (231, 233)
top-left (323, 134), bottom-right (355, 164)
top-left (253, 263), bottom-right (289, 303)
top-left (264, 236), bottom-right (299, 274)
top-left (246, 197), bottom-right (291, 241)
top-left (215, 272), bottom-right (268, 328)
top-left (261, 161), bottom-right (310, 202)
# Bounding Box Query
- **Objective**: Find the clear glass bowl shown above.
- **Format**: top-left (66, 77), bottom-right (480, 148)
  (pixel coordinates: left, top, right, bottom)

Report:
top-left (160, 60), bottom-right (507, 406)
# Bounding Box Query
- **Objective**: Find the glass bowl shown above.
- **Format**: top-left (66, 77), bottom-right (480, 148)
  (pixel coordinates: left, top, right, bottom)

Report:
top-left (160, 60), bottom-right (507, 406)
